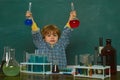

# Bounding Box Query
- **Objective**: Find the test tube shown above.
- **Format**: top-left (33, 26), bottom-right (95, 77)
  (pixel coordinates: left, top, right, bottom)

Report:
top-left (75, 55), bottom-right (78, 65)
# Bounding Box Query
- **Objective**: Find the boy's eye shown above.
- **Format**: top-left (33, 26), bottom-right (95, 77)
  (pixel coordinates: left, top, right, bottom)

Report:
top-left (53, 34), bottom-right (58, 36)
top-left (46, 34), bottom-right (51, 37)
top-left (46, 34), bottom-right (58, 37)
top-left (47, 34), bottom-right (51, 37)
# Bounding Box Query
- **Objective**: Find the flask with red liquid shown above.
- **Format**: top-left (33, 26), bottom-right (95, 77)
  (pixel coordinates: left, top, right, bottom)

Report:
top-left (69, 19), bottom-right (80, 28)
top-left (69, 2), bottom-right (80, 28)
top-left (101, 39), bottom-right (117, 75)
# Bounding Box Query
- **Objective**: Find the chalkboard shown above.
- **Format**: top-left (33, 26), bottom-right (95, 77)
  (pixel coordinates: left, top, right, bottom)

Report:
top-left (0, 0), bottom-right (120, 65)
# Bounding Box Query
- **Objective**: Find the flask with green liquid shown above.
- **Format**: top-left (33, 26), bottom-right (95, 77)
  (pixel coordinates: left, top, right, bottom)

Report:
top-left (2, 48), bottom-right (20, 76)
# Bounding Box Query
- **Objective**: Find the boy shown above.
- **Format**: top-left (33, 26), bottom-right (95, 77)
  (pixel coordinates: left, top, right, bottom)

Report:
top-left (26, 10), bottom-right (77, 69)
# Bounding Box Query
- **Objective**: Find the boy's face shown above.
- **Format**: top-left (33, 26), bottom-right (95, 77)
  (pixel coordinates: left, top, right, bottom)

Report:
top-left (44, 32), bottom-right (59, 45)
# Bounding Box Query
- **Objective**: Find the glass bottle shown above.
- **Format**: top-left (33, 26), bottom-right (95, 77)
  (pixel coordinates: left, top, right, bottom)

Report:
top-left (0, 46), bottom-right (10, 73)
top-left (101, 39), bottom-right (117, 74)
top-left (2, 48), bottom-right (20, 76)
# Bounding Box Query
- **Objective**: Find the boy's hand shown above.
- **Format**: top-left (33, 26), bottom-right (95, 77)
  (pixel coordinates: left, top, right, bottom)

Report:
top-left (25, 11), bottom-right (32, 18)
top-left (25, 11), bottom-right (39, 31)
top-left (69, 10), bottom-right (77, 21)
top-left (66, 10), bottom-right (80, 28)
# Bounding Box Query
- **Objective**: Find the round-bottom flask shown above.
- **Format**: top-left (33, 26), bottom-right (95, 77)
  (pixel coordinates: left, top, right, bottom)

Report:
top-left (69, 18), bottom-right (80, 28)
top-left (2, 49), bottom-right (20, 76)
top-left (24, 18), bottom-right (32, 26)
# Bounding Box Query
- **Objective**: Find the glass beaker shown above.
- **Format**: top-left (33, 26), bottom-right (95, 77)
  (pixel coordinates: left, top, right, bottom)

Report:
top-left (2, 48), bottom-right (20, 76)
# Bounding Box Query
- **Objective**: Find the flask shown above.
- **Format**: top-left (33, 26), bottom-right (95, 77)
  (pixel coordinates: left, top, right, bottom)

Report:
top-left (69, 19), bottom-right (80, 28)
top-left (24, 18), bottom-right (32, 26)
top-left (2, 48), bottom-right (20, 76)
top-left (0, 46), bottom-right (10, 73)
top-left (69, 2), bottom-right (80, 28)
top-left (24, 2), bottom-right (32, 26)
top-left (101, 39), bottom-right (117, 74)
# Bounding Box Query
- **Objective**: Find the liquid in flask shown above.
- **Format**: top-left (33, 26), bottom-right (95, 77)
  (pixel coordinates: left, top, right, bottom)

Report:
top-left (2, 48), bottom-right (20, 76)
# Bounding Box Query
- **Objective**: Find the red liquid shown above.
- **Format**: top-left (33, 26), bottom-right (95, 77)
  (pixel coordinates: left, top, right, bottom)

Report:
top-left (69, 19), bottom-right (80, 28)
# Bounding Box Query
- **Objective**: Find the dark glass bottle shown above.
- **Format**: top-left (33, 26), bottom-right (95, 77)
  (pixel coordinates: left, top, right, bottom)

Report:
top-left (101, 39), bottom-right (117, 74)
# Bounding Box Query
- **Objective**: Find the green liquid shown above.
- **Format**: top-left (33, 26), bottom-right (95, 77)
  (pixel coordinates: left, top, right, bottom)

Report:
top-left (3, 65), bottom-right (20, 76)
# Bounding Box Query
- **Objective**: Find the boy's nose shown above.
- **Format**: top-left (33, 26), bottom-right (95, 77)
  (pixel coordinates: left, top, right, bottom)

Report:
top-left (51, 36), bottom-right (55, 39)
